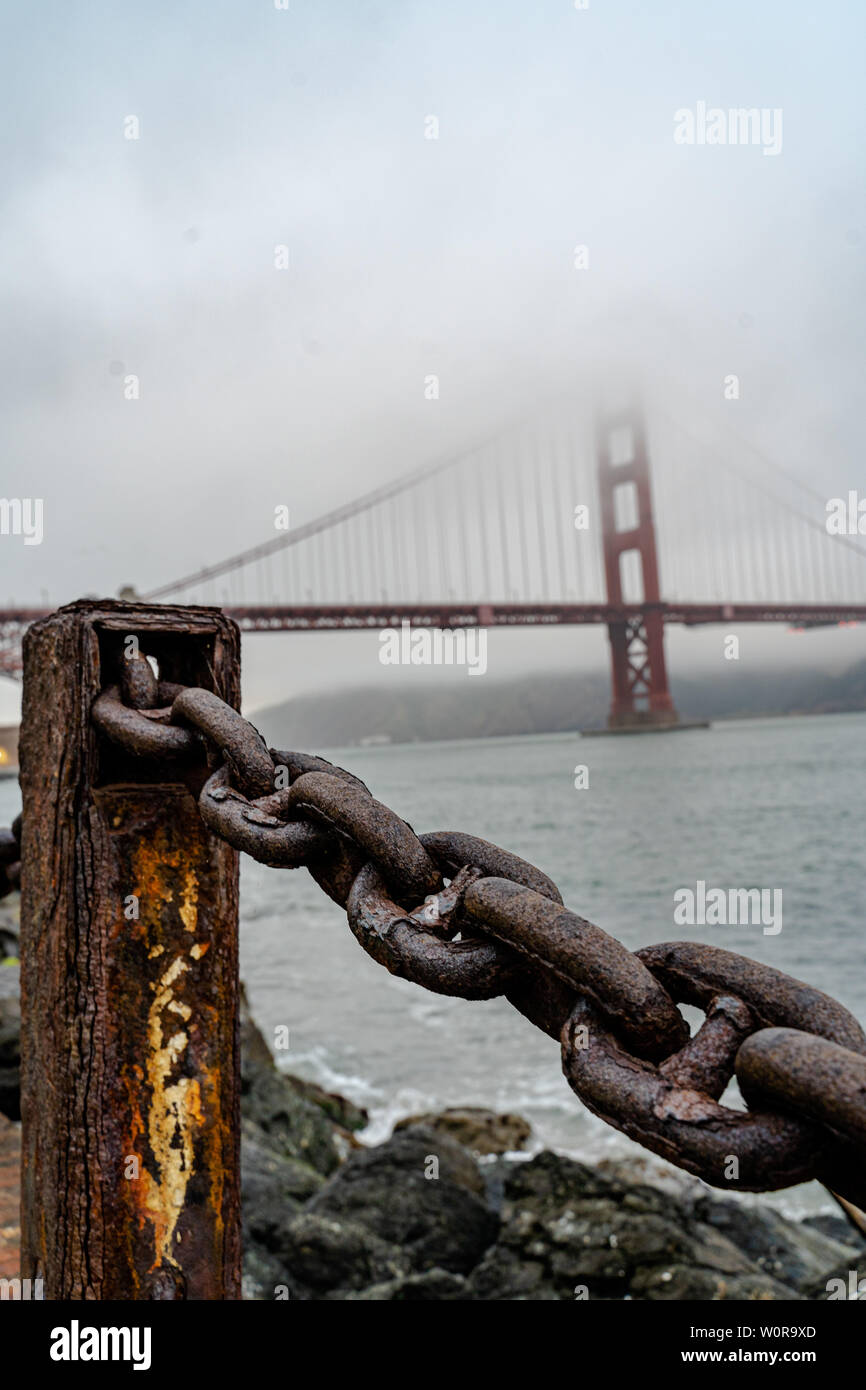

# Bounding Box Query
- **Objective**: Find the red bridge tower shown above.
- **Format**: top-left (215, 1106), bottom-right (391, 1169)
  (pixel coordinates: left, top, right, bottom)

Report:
top-left (597, 408), bottom-right (679, 731)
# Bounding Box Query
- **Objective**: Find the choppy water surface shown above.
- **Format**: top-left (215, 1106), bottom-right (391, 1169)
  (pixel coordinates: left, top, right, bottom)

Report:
top-left (3, 711), bottom-right (864, 1215)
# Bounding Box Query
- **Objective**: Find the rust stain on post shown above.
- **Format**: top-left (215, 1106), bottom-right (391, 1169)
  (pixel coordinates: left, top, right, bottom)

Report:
top-left (19, 600), bottom-right (241, 1300)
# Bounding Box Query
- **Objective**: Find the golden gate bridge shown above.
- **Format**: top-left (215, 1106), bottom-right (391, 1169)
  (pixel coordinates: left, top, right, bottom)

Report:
top-left (3, 399), bottom-right (866, 731)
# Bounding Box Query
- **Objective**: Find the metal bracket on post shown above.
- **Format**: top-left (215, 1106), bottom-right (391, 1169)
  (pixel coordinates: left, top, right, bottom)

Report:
top-left (18, 600), bottom-right (241, 1300)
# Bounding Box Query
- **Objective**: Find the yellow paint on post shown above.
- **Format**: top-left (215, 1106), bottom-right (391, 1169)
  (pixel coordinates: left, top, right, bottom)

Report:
top-left (143, 953), bottom-right (201, 1270)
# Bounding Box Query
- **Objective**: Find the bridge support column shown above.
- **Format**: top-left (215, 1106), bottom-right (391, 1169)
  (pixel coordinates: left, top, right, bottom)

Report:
top-left (598, 409), bottom-right (679, 730)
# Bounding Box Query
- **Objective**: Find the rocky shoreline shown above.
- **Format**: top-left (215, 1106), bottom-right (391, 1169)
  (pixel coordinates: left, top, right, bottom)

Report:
top-left (236, 992), bottom-right (864, 1301)
top-left (0, 897), bottom-right (863, 1299)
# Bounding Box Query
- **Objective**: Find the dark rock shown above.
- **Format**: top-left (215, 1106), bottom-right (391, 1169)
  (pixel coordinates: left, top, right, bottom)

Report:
top-left (0, 1072), bottom-right (17, 1123)
top-left (239, 984), bottom-right (277, 1073)
top-left (692, 1193), bottom-right (858, 1293)
top-left (468, 1151), bottom-right (798, 1301)
top-left (282, 1074), bottom-right (367, 1134)
top-left (309, 1123), bottom-right (498, 1275)
top-left (0, 898), bottom-right (19, 963)
top-left (802, 1212), bottom-right (866, 1247)
top-left (630, 1264), bottom-right (794, 1301)
top-left (275, 1212), bottom-right (407, 1297)
top-left (241, 1118), bottom-right (325, 1262)
top-left (394, 1106), bottom-right (530, 1155)
top-left (466, 1246), bottom-right (560, 1301)
top-left (238, 982), bottom-right (361, 1295)
top-left (504, 1149), bottom-right (626, 1210)
top-left (242, 1244), bottom-right (295, 1302)
top-left (241, 1251), bottom-right (289, 1301)
top-left (0, 992), bottom-right (20, 1121)
top-left (238, 984), bottom-right (364, 1176)
top-left (267, 1134), bottom-right (847, 1302)
top-left (803, 1257), bottom-right (866, 1301)
top-left (241, 1062), bottom-right (342, 1176)
top-left (345, 1269), bottom-right (468, 1300)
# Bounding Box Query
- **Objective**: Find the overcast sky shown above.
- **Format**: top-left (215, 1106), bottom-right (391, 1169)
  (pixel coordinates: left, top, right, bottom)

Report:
top-left (2, 0), bottom-right (865, 716)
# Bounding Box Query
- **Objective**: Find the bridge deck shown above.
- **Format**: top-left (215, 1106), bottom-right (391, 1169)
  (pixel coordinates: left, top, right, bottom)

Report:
top-left (223, 601), bottom-right (866, 631)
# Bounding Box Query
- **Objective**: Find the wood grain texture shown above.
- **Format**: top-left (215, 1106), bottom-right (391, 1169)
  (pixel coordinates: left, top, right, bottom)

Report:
top-left (19, 601), bottom-right (241, 1299)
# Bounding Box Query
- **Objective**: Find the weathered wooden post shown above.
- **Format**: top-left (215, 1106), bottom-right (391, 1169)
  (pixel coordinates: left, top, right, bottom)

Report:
top-left (18, 600), bottom-right (241, 1299)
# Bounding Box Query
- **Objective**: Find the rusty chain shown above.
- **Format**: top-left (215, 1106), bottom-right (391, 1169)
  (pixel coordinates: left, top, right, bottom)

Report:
top-left (88, 657), bottom-right (866, 1209)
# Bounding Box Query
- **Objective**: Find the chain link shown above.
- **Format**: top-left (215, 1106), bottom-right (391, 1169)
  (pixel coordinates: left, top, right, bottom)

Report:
top-left (88, 666), bottom-right (866, 1208)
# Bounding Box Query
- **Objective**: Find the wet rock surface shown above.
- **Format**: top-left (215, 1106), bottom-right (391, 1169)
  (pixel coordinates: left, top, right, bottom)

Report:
top-left (393, 1106), bottom-right (531, 1156)
top-left (0, 992), bottom-right (20, 1124)
top-left (240, 1028), bottom-right (865, 1301)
